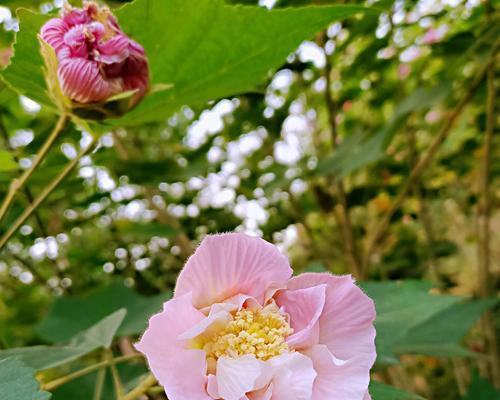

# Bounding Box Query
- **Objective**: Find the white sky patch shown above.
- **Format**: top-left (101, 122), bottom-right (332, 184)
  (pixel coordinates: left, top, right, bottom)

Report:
top-left (259, 0), bottom-right (277, 9)
top-left (270, 69), bottom-right (294, 92)
top-left (297, 41), bottom-right (326, 68)
top-left (20, 96), bottom-right (42, 114)
top-left (186, 99), bottom-right (236, 149)
top-left (274, 225), bottom-right (299, 254)
top-left (0, 7), bottom-right (12, 23)
top-left (10, 129), bottom-right (34, 148)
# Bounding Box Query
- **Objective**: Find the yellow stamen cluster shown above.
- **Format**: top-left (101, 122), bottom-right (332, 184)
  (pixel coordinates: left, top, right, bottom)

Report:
top-left (203, 307), bottom-right (294, 365)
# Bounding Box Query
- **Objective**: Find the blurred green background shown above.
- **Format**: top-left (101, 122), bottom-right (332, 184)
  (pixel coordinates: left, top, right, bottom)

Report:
top-left (0, 0), bottom-right (498, 399)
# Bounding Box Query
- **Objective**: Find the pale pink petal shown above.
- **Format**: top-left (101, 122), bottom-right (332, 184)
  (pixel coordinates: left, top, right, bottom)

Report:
top-left (248, 385), bottom-right (273, 400)
top-left (40, 18), bottom-right (69, 53)
top-left (268, 352), bottom-right (317, 400)
top-left (96, 34), bottom-right (130, 64)
top-left (305, 344), bottom-right (370, 400)
top-left (135, 293), bottom-right (211, 400)
top-left (364, 391), bottom-right (372, 400)
top-left (175, 233), bottom-right (292, 309)
top-left (216, 355), bottom-right (272, 400)
top-left (207, 374), bottom-right (220, 399)
top-left (274, 285), bottom-right (326, 349)
top-left (58, 58), bottom-right (123, 103)
top-left (64, 25), bottom-right (88, 58)
top-left (287, 273), bottom-right (376, 365)
top-left (63, 9), bottom-right (91, 27)
top-left (178, 308), bottom-right (232, 341)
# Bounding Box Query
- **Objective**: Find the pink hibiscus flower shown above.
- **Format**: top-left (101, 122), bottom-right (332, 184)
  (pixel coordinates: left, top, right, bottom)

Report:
top-left (136, 233), bottom-right (376, 400)
top-left (40, 1), bottom-right (149, 106)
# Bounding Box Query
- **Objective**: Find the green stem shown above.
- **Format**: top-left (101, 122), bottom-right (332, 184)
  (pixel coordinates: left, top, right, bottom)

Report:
top-left (0, 133), bottom-right (97, 250)
top-left (122, 374), bottom-right (157, 400)
top-left (0, 113), bottom-right (67, 223)
top-left (106, 349), bottom-right (124, 399)
top-left (92, 367), bottom-right (106, 400)
top-left (42, 354), bottom-right (143, 391)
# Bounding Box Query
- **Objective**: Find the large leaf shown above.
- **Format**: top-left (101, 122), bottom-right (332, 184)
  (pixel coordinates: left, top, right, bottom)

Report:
top-left (1, 1), bottom-right (368, 126)
top-left (393, 298), bottom-right (498, 357)
top-left (462, 373), bottom-right (500, 400)
top-left (36, 283), bottom-right (169, 343)
top-left (0, 309), bottom-right (126, 371)
top-left (0, 150), bottom-right (17, 172)
top-left (370, 381), bottom-right (425, 400)
top-left (0, 357), bottom-right (51, 400)
top-left (361, 281), bottom-right (459, 364)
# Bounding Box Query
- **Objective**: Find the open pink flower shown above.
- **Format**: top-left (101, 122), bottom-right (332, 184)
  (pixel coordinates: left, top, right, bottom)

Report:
top-left (40, 1), bottom-right (149, 107)
top-left (137, 233), bottom-right (376, 400)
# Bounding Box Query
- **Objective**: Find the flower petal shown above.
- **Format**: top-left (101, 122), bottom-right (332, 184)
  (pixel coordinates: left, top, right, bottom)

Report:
top-left (96, 34), bottom-right (130, 64)
top-left (275, 284), bottom-right (326, 349)
top-left (287, 273), bottom-right (376, 365)
top-left (268, 352), bottom-right (317, 400)
top-left (216, 355), bottom-right (272, 400)
top-left (175, 233), bottom-right (292, 309)
top-left (305, 344), bottom-right (370, 400)
top-left (40, 18), bottom-right (69, 53)
top-left (58, 58), bottom-right (123, 103)
top-left (135, 293), bottom-right (211, 400)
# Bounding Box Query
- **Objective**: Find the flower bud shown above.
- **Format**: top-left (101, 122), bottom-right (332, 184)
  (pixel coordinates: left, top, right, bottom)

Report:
top-left (40, 1), bottom-right (149, 118)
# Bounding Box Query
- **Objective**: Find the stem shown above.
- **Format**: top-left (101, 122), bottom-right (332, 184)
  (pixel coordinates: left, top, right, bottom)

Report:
top-left (42, 354), bottom-right (143, 391)
top-left (361, 55), bottom-right (494, 276)
top-left (106, 349), bottom-right (124, 399)
top-left (477, 35), bottom-right (500, 387)
top-left (92, 367), bottom-right (106, 400)
top-left (0, 113), bottom-right (67, 223)
top-left (0, 134), bottom-right (97, 250)
top-left (322, 33), bottom-right (362, 279)
top-left (122, 374), bottom-right (157, 400)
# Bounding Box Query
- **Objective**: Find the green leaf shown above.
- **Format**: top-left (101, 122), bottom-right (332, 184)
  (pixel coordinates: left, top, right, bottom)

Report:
top-left (393, 298), bottom-right (498, 357)
top-left (110, 0), bottom-right (368, 126)
top-left (370, 381), bottom-right (425, 400)
top-left (1, 9), bottom-right (53, 107)
top-left (36, 283), bottom-right (169, 343)
top-left (0, 357), bottom-right (51, 400)
top-left (0, 150), bottom-right (17, 172)
top-left (462, 372), bottom-right (500, 400)
top-left (0, 309), bottom-right (126, 371)
top-left (361, 281), bottom-right (460, 364)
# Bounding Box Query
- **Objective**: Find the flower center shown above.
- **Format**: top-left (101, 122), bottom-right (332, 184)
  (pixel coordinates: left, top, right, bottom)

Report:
top-left (203, 306), bottom-right (293, 368)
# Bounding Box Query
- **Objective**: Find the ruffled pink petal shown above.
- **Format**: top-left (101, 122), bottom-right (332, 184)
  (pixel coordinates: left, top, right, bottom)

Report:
top-left (96, 34), bottom-right (130, 64)
top-left (64, 25), bottom-right (88, 58)
top-left (267, 352), bottom-right (317, 400)
top-left (175, 233), bottom-right (293, 309)
top-left (364, 391), bottom-right (372, 400)
top-left (135, 293), bottom-right (211, 400)
top-left (63, 8), bottom-right (91, 27)
top-left (178, 308), bottom-right (232, 341)
top-left (305, 344), bottom-right (370, 400)
top-left (216, 355), bottom-right (272, 400)
top-left (275, 285), bottom-right (326, 349)
top-left (40, 18), bottom-right (69, 53)
top-left (58, 58), bottom-right (123, 103)
top-left (287, 274), bottom-right (376, 366)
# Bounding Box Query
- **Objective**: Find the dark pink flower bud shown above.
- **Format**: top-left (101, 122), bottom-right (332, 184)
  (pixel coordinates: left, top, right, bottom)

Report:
top-left (40, 1), bottom-right (149, 116)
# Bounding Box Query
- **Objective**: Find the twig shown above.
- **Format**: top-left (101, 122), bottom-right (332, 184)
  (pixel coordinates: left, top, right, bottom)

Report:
top-left (122, 374), bottom-right (157, 400)
top-left (322, 33), bottom-right (362, 278)
top-left (42, 353), bottom-right (143, 391)
top-left (0, 117), bottom-right (48, 237)
top-left (361, 55), bottom-right (495, 276)
top-left (477, 33), bottom-right (500, 387)
top-left (0, 113), bottom-right (67, 223)
top-left (106, 349), bottom-right (124, 399)
top-left (0, 134), bottom-right (97, 250)
top-left (92, 367), bottom-right (106, 400)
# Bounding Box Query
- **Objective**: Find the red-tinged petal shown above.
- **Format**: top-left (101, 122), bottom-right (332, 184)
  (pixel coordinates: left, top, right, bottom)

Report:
top-left (58, 58), bottom-right (123, 103)
top-left (40, 18), bottom-right (69, 53)
top-left (95, 34), bottom-right (130, 64)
